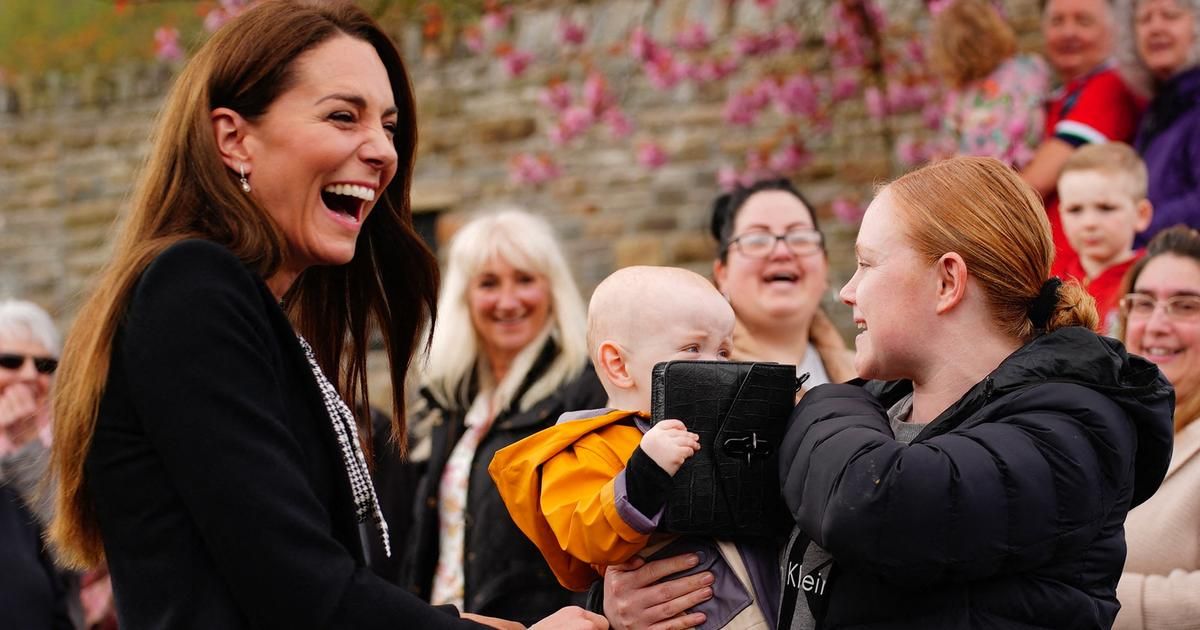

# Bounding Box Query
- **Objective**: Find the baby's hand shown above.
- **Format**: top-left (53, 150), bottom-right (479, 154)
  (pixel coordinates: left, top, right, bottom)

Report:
top-left (641, 420), bottom-right (700, 476)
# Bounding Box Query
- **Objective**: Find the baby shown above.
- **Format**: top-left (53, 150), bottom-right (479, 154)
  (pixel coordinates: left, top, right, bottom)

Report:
top-left (490, 266), bottom-right (778, 630)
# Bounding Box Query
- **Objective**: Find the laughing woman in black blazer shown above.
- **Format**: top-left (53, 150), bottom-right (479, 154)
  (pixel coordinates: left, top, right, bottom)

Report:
top-left (44, 2), bottom-right (605, 629)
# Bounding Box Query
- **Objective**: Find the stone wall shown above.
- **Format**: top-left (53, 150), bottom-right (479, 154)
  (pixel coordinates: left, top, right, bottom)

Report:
top-left (0, 0), bottom-right (1044, 399)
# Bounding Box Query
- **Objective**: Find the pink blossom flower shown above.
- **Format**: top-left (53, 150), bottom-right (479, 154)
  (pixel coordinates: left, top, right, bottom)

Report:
top-left (538, 83), bottom-right (572, 112)
top-left (154, 27), bottom-right (184, 62)
top-left (775, 73), bottom-right (820, 116)
top-left (885, 82), bottom-right (928, 114)
top-left (832, 73), bottom-right (861, 101)
top-left (604, 108), bottom-right (634, 138)
top-left (561, 106), bottom-right (594, 134)
top-left (500, 49), bottom-right (534, 77)
top-left (637, 142), bottom-right (669, 169)
top-left (582, 72), bottom-right (613, 114)
top-left (629, 26), bottom-right (658, 62)
top-left (203, 0), bottom-right (251, 33)
top-left (863, 86), bottom-right (887, 119)
top-left (895, 136), bottom-right (925, 167)
top-left (674, 22), bottom-right (712, 52)
top-left (754, 0), bottom-right (778, 10)
top-left (463, 26), bottom-right (486, 54)
top-left (717, 166), bottom-right (741, 191)
top-left (204, 9), bottom-right (231, 32)
top-left (510, 153), bottom-right (561, 185)
top-left (775, 25), bottom-right (802, 52)
top-left (831, 197), bottom-right (866, 224)
top-left (904, 37), bottom-right (927, 65)
top-left (733, 32), bottom-right (781, 58)
top-left (482, 7), bottom-right (512, 33)
top-left (688, 56), bottom-right (740, 82)
top-left (557, 17), bottom-right (586, 46)
top-left (922, 100), bottom-right (946, 130)
top-left (723, 90), bottom-right (764, 126)
top-left (926, 0), bottom-right (954, 15)
top-left (769, 142), bottom-right (811, 173)
top-left (644, 51), bottom-right (682, 90)
top-left (550, 105), bottom-right (594, 145)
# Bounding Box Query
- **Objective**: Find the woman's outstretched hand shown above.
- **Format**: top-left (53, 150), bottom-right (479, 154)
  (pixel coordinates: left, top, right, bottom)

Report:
top-left (603, 555), bottom-right (712, 630)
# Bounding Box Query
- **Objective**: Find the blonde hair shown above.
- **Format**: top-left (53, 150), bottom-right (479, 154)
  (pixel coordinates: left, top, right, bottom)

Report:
top-left (423, 208), bottom-right (588, 414)
top-left (1060, 141), bottom-right (1149, 199)
top-left (931, 0), bottom-right (1018, 88)
top-left (49, 0), bottom-right (437, 569)
top-left (886, 157), bottom-right (1099, 340)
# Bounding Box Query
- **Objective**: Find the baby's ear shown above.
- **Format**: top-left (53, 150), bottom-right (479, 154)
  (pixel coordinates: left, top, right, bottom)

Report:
top-left (1135, 199), bottom-right (1154, 233)
top-left (596, 341), bottom-right (635, 390)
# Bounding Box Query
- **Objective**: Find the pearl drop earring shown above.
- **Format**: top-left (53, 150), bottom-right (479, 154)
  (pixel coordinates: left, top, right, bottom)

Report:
top-left (239, 163), bottom-right (251, 193)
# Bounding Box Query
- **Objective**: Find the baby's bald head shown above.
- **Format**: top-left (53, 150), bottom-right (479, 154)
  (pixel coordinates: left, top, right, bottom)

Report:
top-left (587, 266), bottom-right (723, 354)
top-left (587, 266), bottom-right (736, 409)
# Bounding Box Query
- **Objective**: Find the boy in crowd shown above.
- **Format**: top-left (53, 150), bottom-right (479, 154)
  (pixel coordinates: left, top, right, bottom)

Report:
top-left (1055, 142), bottom-right (1153, 333)
top-left (489, 266), bottom-right (778, 630)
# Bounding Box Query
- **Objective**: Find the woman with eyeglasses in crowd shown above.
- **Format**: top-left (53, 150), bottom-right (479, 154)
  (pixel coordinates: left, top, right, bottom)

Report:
top-left (0, 299), bottom-right (78, 629)
top-left (595, 179), bottom-right (855, 629)
top-left (1114, 226), bottom-right (1200, 628)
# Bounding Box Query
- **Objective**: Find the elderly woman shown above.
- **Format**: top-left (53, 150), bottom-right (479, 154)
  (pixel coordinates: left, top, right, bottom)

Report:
top-left (1113, 226), bottom-right (1200, 628)
top-left (930, 0), bottom-right (1050, 168)
top-left (398, 209), bottom-right (607, 624)
top-left (1119, 0), bottom-right (1200, 245)
top-left (0, 300), bottom-right (76, 629)
top-left (595, 179), bottom-right (855, 629)
top-left (45, 2), bottom-right (604, 629)
top-left (1023, 0), bottom-right (1143, 276)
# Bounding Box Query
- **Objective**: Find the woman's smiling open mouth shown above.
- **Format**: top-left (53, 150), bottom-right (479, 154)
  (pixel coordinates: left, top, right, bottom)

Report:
top-left (320, 183), bottom-right (375, 223)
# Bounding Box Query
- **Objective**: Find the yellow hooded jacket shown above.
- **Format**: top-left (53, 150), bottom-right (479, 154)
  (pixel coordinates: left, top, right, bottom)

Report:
top-left (488, 409), bottom-right (652, 591)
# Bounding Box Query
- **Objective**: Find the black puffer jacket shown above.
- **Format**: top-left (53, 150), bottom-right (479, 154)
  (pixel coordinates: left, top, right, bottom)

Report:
top-left (779, 326), bottom-right (1174, 629)
top-left (394, 341), bottom-right (607, 624)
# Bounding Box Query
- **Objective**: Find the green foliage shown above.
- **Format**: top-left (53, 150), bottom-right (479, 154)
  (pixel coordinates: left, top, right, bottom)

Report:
top-left (0, 0), bottom-right (201, 77)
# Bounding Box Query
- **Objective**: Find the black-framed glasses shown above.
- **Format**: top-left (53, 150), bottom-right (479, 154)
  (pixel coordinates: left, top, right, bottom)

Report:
top-left (725, 229), bottom-right (823, 258)
top-left (1119, 294), bottom-right (1200, 321)
top-left (0, 353), bottom-right (58, 375)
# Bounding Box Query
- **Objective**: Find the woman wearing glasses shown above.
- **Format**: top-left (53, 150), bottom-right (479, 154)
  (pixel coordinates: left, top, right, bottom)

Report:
top-left (1114, 226), bottom-right (1200, 628)
top-left (711, 179), bottom-right (855, 383)
top-left (595, 179), bottom-right (855, 629)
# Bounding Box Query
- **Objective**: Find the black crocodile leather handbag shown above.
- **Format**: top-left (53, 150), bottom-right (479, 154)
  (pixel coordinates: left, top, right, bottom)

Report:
top-left (650, 360), bottom-right (802, 538)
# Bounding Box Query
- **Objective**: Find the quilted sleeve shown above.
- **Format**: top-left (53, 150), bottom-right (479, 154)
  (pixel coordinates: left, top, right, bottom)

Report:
top-left (779, 382), bottom-right (1136, 587)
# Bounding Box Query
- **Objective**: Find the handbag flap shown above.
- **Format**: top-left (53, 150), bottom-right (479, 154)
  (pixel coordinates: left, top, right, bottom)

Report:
top-left (650, 360), bottom-right (798, 537)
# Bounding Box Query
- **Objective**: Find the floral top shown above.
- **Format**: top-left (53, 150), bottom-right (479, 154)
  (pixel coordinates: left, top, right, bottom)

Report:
top-left (429, 390), bottom-right (494, 609)
top-left (941, 54), bottom-right (1050, 169)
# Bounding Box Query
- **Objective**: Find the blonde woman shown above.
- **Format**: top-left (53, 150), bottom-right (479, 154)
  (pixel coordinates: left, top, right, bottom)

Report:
top-left (398, 209), bottom-right (607, 625)
top-left (1114, 226), bottom-right (1200, 629)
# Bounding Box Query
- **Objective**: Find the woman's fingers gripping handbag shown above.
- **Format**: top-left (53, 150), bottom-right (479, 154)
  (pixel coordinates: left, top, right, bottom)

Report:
top-left (650, 360), bottom-right (803, 538)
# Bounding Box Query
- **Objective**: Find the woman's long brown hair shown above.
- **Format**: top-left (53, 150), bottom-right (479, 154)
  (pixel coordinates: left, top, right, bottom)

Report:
top-left (49, 0), bottom-right (437, 569)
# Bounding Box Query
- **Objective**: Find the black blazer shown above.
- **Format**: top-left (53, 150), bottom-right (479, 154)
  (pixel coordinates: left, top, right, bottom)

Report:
top-left (86, 240), bottom-right (481, 629)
